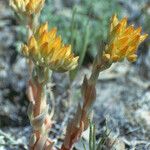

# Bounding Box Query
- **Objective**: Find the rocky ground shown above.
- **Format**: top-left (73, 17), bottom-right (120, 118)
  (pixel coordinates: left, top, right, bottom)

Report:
top-left (0, 0), bottom-right (150, 150)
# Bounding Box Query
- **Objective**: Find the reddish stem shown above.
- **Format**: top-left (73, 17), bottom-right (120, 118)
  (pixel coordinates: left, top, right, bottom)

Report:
top-left (33, 81), bottom-right (43, 117)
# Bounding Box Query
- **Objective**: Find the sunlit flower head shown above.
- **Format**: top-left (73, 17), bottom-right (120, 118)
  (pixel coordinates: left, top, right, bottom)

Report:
top-left (103, 14), bottom-right (148, 62)
top-left (10, 0), bottom-right (45, 16)
top-left (22, 22), bottom-right (79, 72)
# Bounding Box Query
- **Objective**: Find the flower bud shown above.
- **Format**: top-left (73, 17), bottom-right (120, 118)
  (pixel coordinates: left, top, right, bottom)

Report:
top-left (10, 0), bottom-right (45, 16)
top-left (103, 14), bottom-right (148, 63)
top-left (22, 22), bottom-right (79, 72)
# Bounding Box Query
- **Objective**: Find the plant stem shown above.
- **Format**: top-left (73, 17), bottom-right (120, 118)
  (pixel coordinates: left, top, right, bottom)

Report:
top-left (33, 80), bottom-right (43, 117)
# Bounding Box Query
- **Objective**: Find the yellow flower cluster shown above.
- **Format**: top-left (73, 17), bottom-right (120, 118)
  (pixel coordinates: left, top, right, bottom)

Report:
top-left (22, 23), bottom-right (79, 72)
top-left (10, 0), bottom-right (45, 16)
top-left (103, 15), bottom-right (148, 62)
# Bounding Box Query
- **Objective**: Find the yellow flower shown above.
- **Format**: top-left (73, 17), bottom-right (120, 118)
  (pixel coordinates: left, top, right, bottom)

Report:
top-left (103, 14), bottom-right (148, 62)
top-left (10, 0), bottom-right (45, 16)
top-left (22, 22), bottom-right (79, 72)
